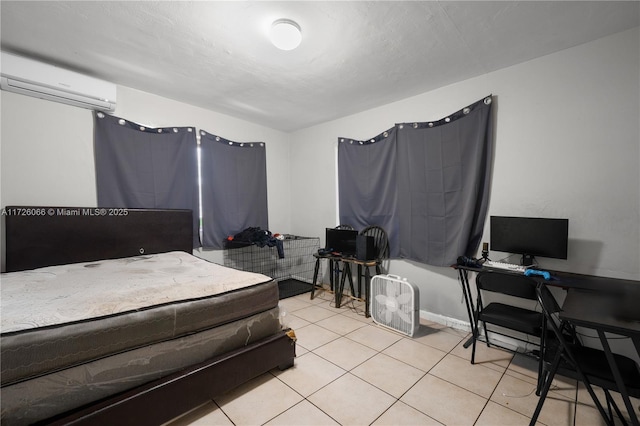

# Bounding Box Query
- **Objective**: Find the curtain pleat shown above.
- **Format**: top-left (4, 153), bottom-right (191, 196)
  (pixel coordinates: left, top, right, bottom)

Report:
top-left (338, 127), bottom-right (400, 257)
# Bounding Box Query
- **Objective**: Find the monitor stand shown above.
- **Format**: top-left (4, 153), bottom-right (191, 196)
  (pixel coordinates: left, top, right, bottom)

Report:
top-left (521, 254), bottom-right (535, 266)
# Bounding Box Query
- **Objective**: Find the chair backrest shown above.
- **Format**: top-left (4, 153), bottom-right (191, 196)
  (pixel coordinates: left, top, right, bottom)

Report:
top-left (335, 224), bottom-right (354, 230)
top-left (476, 271), bottom-right (538, 300)
top-left (359, 225), bottom-right (389, 260)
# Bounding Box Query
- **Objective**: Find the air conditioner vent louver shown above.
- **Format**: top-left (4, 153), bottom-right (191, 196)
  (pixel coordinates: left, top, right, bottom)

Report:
top-left (0, 51), bottom-right (116, 111)
top-left (370, 274), bottom-right (419, 337)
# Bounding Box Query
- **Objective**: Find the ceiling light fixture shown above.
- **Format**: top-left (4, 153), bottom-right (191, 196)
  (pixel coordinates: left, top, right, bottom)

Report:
top-left (270, 19), bottom-right (302, 51)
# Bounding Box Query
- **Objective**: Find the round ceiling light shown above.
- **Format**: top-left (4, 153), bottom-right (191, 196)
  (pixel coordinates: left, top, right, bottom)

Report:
top-left (270, 19), bottom-right (302, 51)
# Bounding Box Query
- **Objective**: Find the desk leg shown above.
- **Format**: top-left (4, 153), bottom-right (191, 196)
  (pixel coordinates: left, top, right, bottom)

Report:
top-left (598, 330), bottom-right (639, 425)
top-left (310, 258), bottom-right (321, 300)
top-left (346, 265), bottom-right (356, 297)
top-left (364, 266), bottom-right (371, 318)
top-left (336, 263), bottom-right (351, 308)
top-left (458, 269), bottom-right (478, 349)
top-left (329, 260), bottom-right (335, 291)
top-left (333, 261), bottom-right (340, 305)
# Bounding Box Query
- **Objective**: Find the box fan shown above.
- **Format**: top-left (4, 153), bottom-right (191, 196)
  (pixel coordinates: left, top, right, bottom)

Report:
top-left (370, 274), bottom-right (420, 337)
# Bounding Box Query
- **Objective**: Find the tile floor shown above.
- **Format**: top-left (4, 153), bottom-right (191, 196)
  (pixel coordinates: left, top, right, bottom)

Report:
top-left (168, 289), bottom-right (638, 426)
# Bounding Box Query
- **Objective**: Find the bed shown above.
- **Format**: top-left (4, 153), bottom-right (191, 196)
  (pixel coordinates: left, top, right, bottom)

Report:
top-left (1, 206), bottom-right (296, 426)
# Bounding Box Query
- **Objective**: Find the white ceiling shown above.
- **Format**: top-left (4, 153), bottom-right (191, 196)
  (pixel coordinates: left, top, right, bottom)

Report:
top-left (1, 1), bottom-right (638, 132)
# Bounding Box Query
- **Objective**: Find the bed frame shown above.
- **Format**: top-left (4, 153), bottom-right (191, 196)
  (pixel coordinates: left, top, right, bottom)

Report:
top-left (2, 206), bottom-right (296, 425)
top-left (3, 206), bottom-right (194, 272)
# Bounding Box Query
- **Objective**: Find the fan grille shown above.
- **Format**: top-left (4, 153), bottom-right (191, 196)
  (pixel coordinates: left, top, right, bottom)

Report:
top-left (370, 275), bottom-right (419, 337)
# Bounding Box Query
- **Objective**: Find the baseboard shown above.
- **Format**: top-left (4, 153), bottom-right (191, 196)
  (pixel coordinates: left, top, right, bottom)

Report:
top-left (419, 310), bottom-right (537, 353)
top-left (420, 310), bottom-right (471, 332)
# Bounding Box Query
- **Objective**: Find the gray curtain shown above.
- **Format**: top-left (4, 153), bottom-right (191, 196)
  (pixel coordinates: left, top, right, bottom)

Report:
top-left (200, 131), bottom-right (268, 249)
top-left (338, 96), bottom-right (493, 266)
top-left (94, 112), bottom-right (200, 247)
top-left (338, 127), bottom-right (400, 256)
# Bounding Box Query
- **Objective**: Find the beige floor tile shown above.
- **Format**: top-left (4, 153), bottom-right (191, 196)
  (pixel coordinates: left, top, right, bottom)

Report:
top-left (346, 324), bottom-right (403, 351)
top-left (316, 313), bottom-right (368, 335)
top-left (538, 374), bottom-right (577, 402)
top-left (450, 337), bottom-right (513, 371)
top-left (417, 321), bottom-right (471, 339)
top-left (164, 401), bottom-right (232, 426)
top-left (264, 400), bottom-right (340, 425)
top-left (335, 294), bottom-right (354, 306)
top-left (352, 352), bottom-right (425, 398)
top-left (307, 291), bottom-right (332, 301)
top-left (340, 307), bottom-right (375, 324)
top-left (507, 353), bottom-right (578, 398)
top-left (475, 400), bottom-right (531, 426)
top-left (279, 297), bottom-right (312, 313)
top-left (574, 400), bottom-right (614, 426)
top-left (285, 313), bottom-right (310, 330)
top-left (214, 373), bottom-right (303, 426)
top-left (400, 374), bottom-right (487, 425)
top-left (430, 353), bottom-right (504, 398)
top-left (335, 299), bottom-right (368, 318)
top-left (295, 323), bottom-right (340, 351)
top-left (418, 320), bottom-right (471, 338)
top-left (575, 383), bottom-right (640, 424)
top-left (309, 297), bottom-right (336, 309)
top-left (419, 318), bottom-right (447, 329)
top-left (175, 302), bottom-right (620, 426)
top-left (491, 373), bottom-right (575, 426)
top-left (372, 401), bottom-right (443, 425)
top-left (293, 304), bottom-right (339, 323)
top-left (504, 367), bottom-right (540, 387)
top-left (508, 352), bottom-right (540, 374)
top-left (520, 363), bottom-right (626, 421)
top-left (295, 344), bottom-right (309, 356)
top-left (308, 286), bottom-right (335, 300)
top-left (308, 373), bottom-right (396, 426)
top-left (314, 336), bottom-right (378, 371)
top-left (412, 326), bottom-right (465, 352)
top-left (273, 352), bottom-right (346, 397)
top-left (382, 338), bottom-right (447, 373)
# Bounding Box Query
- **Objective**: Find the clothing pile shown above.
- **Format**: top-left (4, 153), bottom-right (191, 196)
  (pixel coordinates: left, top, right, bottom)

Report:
top-left (225, 227), bottom-right (285, 258)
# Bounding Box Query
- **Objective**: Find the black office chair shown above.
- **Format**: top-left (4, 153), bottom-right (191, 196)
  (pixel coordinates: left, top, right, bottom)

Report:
top-left (531, 284), bottom-right (640, 426)
top-left (334, 224), bottom-right (354, 231)
top-left (352, 225), bottom-right (389, 297)
top-left (472, 272), bottom-right (545, 382)
top-left (359, 225), bottom-right (389, 274)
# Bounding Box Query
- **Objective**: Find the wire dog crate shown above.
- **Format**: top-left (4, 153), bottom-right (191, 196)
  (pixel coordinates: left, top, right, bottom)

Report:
top-left (224, 235), bottom-right (320, 299)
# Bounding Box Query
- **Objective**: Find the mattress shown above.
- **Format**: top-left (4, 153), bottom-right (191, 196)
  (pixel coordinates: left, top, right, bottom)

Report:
top-left (1, 308), bottom-right (282, 425)
top-left (1, 251), bottom-right (278, 386)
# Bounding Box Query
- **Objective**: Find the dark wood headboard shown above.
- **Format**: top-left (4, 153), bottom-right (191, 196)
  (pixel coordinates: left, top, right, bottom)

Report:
top-left (3, 206), bottom-right (193, 272)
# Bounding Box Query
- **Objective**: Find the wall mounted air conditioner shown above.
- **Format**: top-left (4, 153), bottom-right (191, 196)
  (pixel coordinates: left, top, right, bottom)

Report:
top-left (0, 51), bottom-right (116, 112)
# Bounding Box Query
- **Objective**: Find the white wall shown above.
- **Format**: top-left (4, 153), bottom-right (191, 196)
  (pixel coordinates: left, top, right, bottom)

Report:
top-left (289, 27), bottom-right (640, 324)
top-left (0, 86), bottom-right (292, 265)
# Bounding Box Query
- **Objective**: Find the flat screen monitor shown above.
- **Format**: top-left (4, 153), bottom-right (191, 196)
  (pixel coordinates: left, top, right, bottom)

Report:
top-left (490, 216), bottom-right (568, 265)
top-left (325, 228), bottom-right (358, 256)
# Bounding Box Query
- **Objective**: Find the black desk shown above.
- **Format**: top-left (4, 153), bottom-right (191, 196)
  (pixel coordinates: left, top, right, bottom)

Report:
top-left (338, 257), bottom-right (378, 318)
top-left (455, 264), bottom-right (640, 423)
top-left (310, 253), bottom-right (340, 298)
top-left (310, 253), bottom-right (377, 318)
top-left (454, 265), bottom-right (640, 342)
top-left (560, 287), bottom-right (640, 424)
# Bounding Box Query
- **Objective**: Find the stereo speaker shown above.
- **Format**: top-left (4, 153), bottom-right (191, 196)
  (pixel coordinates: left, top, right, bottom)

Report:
top-left (356, 235), bottom-right (376, 261)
